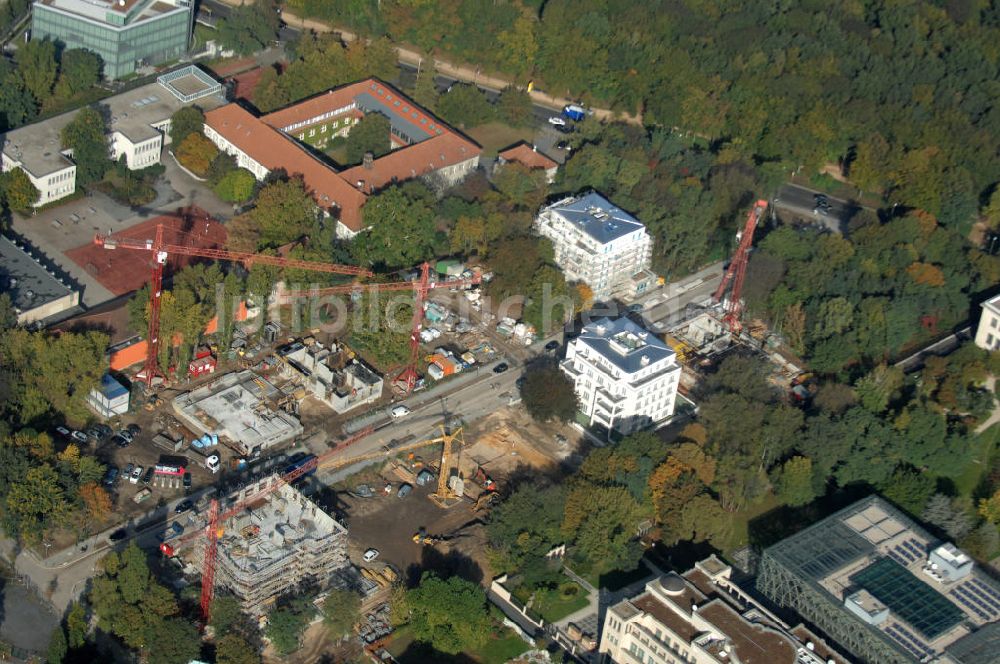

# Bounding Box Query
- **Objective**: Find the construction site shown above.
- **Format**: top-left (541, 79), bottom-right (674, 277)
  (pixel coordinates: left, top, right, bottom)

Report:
top-left (182, 480), bottom-right (350, 616)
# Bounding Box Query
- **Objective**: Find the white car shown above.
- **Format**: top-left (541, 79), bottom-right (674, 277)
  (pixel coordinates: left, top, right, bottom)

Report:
top-left (390, 405), bottom-right (411, 420)
top-left (70, 430), bottom-right (89, 444)
top-left (363, 548), bottom-right (380, 562)
top-left (55, 426), bottom-right (71, 437)
top-left (547, 116), bottom-right (567, 127)
top-left (129, 466), bottom-right (143, 484)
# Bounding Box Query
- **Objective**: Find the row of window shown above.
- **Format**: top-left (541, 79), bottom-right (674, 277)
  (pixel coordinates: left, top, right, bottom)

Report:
top-left (296, 117), bottom-right (357, 141)
top-left (46, 170), bottom-right (73, 187)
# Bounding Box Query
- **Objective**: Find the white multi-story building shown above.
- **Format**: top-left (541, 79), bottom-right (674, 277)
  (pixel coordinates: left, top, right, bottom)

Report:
top-left (600, 555), bottom-right (848, 664)
top-left (1, 65), bottom-right (224, 207)
top-left (974, 294), bottom-right (1000, 351)
top-left (534, 192), bottom-right (653, 301)
top-left (561, 317), bottom-right (680, 435)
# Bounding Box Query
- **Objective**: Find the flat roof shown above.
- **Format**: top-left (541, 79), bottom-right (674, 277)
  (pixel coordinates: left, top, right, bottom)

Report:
top-left (217, 481), bottom-right (345, 574)
top-left (765, 496), bottom-right (1000, 663)
top-left (2, 71), bottom-right (224, 177)
top-left (36, 0), bottom-right (187, 25)
top-left (545, 192), bottom-right (646, 245)
top-left (173, 371), bottom-right (303, 451)
top-left (97, 372), bottom-right (129, 399)
top-left (0, 234), bottom-right (76, 312)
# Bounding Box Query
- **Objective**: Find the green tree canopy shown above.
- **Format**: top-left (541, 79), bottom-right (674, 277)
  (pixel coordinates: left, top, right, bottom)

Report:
top-left (345, 112), bottom-right (391, 165)
top-left (16, 38), bottom-right (57, 102)
top-left (1, 166), bottom-right (39, 212)
top-left (217, 0), bottom-right (280, 56)
top-left (214, 168), bottom-right (257, 204)
top-left (250, 176), bottom-right (317, 248)
top-left (521, 362), bottom-right (578, 422)
top-left (401, 573), bottom-right (493, 655)
top-left (169, 106), bottom-right (206, 147)
top-left (61, 106), bottom-right (111, 185)
top-left (436, 83), bottom-right (494, 128)
top-left (216, 634), bottom-right (260, 664)
top-left (321, 588), bottom-right (361, 638)
top-left (54, 49), bottom-right (102, 100)
top-left (353, 185), bottom-right (436, 269)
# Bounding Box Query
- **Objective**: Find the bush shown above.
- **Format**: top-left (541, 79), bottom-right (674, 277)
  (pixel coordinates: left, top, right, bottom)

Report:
top-left (176, 132), bottom-right (219, 177)
top-left (214, 168), bottom-right (256, 203)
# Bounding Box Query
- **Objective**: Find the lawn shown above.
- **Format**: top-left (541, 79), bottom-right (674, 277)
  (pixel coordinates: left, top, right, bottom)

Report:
top-left (466, 122), bottom-right (535, 158)
top-left (955, 423), bottom-right (999, 499)
top-left (530, 582), bottom-right (589, 623)
top-left (388, 625), bottom-right (531, 664)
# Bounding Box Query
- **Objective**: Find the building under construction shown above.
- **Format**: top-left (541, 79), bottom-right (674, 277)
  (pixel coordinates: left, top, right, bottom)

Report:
top-left (189, 478), bottom-right (349, 616)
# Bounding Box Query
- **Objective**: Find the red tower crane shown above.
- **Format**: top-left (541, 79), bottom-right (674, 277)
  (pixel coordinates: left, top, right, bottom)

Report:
top-left (279, 261), bottom-right (482, 394)
top-left (712, 199), bottom-right (769, 334)
top-left (94, 223), bottom-right (372, 387)
top-left (160, 425), bottom-right (374, 623)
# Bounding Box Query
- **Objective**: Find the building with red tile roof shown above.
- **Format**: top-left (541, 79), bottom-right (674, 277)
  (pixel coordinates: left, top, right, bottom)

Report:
top-left (202, 78), bottom-right (481, 237)
top-left (496, 142), bottom-right (559, 183)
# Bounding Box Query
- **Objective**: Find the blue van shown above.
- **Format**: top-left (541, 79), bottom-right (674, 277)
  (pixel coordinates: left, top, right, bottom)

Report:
top-left (563, 104), bottom-right (586, 122)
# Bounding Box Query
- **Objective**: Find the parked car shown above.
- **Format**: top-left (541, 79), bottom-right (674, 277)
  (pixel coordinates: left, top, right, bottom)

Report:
top-left (544, 340), bottom-right (560, 352)
top-left (183, 472), bottom-right (192, 490)
top-left (85, 427), bottom-right (102, 442)
top-left (103, 467), bottom-right (119, 487)
top-left (108, 528), bottom-right (128, 543)
top-left (112, 434), bottom-right (130, 448)
top-left (515, 376), bottom-right (526, 390)
top-left (363, 548), bottom-right (380, 562)
top-left (547, 116), bottom-right (567, 127)
top-left (142, 467), bottom-right (155, 485)
top-left (157, 522), bottom-right (184, 542)
top-left (493, 362), bottom-right (509, 374)
top-left (397, 483), bottom-right (413, 498)
top-left (126, 423), bottom-right (141, 437)
top-left (554, 123), bottom-right (573, 134)
top-left (174, 499), bottom-right (194, 514)
top-left (124, 462), bottom-right (134, 478)
top-left (130, 465), bottom-right (143, 484)
top-left (117, 429), bottom-right (134, 443)
top-left (70, 430), bottom-right (88, 444)
top-left (390, 405), bottom-right (411, 420)
top-left (556, 140), bottom-right (572, 151)
top-left (55, 426), bottom-right (71, 437)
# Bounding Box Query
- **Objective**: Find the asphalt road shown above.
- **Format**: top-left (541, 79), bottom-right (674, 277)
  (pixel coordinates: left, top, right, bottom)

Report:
top-left (774, 183), bottom-right (866, 234)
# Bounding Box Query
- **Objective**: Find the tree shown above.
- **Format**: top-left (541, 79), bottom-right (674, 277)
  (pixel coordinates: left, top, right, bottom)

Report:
top-left (402, 573), bottom-right (492, 655)
top-left (345, 112), bottom-right (391, 164)
top-left (353, 185), bottom-right (436, 268)
top-left (498, 86), bottom-right (533, 126)
top-left (46, 627), bottom-right (67, 664)
top-left (773, 456), bottom-right (815, 507)
top-left (144, 617), bottom-right (200, 664)
top-left (216, 634), bottom-right (260, 664)
top-left (250, 177), bottom-right (317, 248)
top-left (210, 595), bottom-right (244, 635)
top-left (79, 482), bottom-right (112, 520)
top-left (169, 106), bottom-right (205, 147)
top-left (486, 484), bottom-right (565, 572)
top-left (412, 67), bottom-right (438, 111)
top-left (521, 363), bottom-right (578, 422)
top-left (1, 167), bottom-right (39, 212)
top-left (175, 132), bottom-right (219, 177)
top-left (880, 466), bottom-right (935, 515)
top-left (16, 38), bottom-right (58, 102)
top-left (217, 0), bottom-right (280, 55)
top-left (321, 588), bottom-right (361, 638)
top-left (214, 169), bottom-right (256, 204)
top-left (265, 607), bottom-right (309, 655)
top-left (962, 522), bottom-right (1000, 560)
top-left (4, 464), bottom-right (70, 539)
top-left (61, 106), bottom-right (110, 185)
top-left (493, 162), bottom-right (548, 211)
top-left (855, 364), bottom-right (904, 413)
top-left (66, 601), bottom-right (87, 649)
top-left (436, 83), bottom-right (494, 128)
top-left (0, 294), bottom-right (15, 330)
top-left (979, 489), bottom-right (1000, 524)
top-left (54, 49), bottom-right (102, 100)
top-left (923, 493), bottom-right (973, 540)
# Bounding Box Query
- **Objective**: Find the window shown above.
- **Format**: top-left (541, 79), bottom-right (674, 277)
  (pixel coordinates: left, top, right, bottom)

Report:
top-left (309, 129), bottom-right (315, 137)
top-left (992, 317), bottom-right (998, 329)
top-left (989, 334), bottom-right (995, 347)
top-left (321, 125), bottom-right (327, 133)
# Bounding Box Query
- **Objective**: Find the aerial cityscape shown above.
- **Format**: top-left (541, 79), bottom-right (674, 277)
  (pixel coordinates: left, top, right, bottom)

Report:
top-left (0, 1), bottom-right (998, 663)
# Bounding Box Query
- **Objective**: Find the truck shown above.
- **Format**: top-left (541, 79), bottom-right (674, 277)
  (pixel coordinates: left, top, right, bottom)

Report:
top-left (157, 522), bottom-right (184, 542)
top-left (563, 104), bottom-right (586, 121)
top-left (152, 432), bottom-right (185, 453)
top-left (189, 446), bottom-right (221, 474)
top-left (133, 488), bottom-right (152, 504)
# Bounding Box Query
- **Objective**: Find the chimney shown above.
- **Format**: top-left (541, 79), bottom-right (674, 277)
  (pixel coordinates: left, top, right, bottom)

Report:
top-left (356, 179), bottom-right (365, 191)
top-left (363, 152), bottom-right (374, 170)
top-left (532, 145), bottom-right (537, 152)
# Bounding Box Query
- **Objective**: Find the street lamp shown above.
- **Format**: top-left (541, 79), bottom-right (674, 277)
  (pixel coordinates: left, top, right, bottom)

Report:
top-left (42, 540), bottom-right (52, 558)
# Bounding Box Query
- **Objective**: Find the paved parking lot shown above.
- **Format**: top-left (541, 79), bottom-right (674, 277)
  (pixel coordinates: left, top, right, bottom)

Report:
top-left (10, 151), bottom-right (238, 309)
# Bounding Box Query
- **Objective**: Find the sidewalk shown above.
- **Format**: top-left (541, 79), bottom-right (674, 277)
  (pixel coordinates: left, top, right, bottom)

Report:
top-left (273, 8), bottom-right (642, 125)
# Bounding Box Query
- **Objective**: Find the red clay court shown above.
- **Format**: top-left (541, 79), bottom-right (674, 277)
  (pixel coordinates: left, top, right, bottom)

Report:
top-left (66, 208), bottom-right (227, 296)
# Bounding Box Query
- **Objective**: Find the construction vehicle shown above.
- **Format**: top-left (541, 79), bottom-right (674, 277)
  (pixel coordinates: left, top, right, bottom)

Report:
top-left (663, 335), bottom-right (696, 364)
top-left (712, 199), bottom-right (769, 334)
top-left (474, 466), bottom-right (497, 492)
top-left (94, 215), bottom-right (371, 387)
top-left (412, 528), bottom-right (441, 545)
